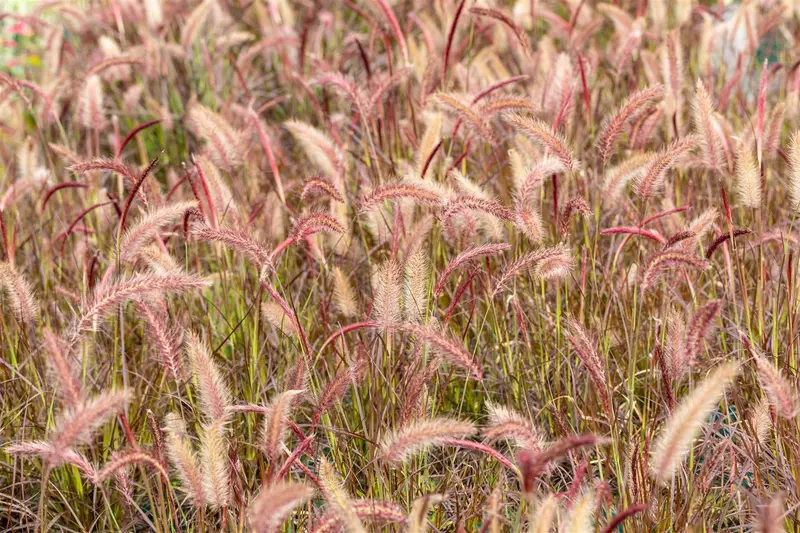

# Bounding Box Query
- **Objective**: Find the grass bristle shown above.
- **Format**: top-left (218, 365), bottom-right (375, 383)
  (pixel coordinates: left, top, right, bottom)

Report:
top-left (318, 457), bottom-right (367, 533)
top-left (0, 261), bottom-right (39, 325)
top-left (186, 331), bottom-right (232, 423)
top-left (597, 84), bottom-right (663, 163)
top-left (378, 417), bottom-right (477, 465)
top-left (650, 362), bottom-right (739, 484)
top-left (503, 113), bottom-right (579, 172)
top-left (736, 142), bottom-right (762, 208)
top-left (249, 481), bottom-right (313, 533)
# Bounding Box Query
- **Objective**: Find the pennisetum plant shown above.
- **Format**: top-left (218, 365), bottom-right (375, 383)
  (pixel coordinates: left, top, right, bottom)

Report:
top-left (4, 1), bottom-right (800, 530)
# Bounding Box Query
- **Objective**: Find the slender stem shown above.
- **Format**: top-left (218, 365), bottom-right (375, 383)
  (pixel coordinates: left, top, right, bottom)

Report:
top-left (39, 466), bottom-right (51, 533)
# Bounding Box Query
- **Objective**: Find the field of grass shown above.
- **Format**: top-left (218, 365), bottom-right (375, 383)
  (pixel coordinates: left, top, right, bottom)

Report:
top-left (1, 0), bottom-right (800, 531)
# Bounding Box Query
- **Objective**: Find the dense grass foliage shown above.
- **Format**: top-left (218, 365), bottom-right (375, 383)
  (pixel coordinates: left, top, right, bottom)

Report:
top-left (2, 0), bottom-right (800, 531)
